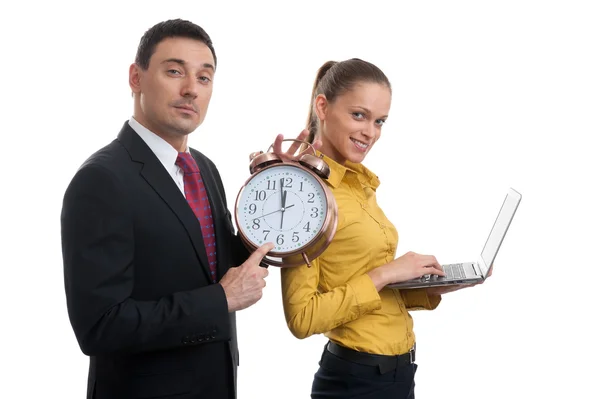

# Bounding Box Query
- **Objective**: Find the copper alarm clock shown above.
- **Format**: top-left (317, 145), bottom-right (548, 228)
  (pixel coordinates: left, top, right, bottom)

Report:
top-left (234, 140), bottom-right (338, 267)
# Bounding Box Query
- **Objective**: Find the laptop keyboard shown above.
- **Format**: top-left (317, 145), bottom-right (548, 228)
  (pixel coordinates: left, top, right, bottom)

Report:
top-left (441, 263), bottom-right (466, 279)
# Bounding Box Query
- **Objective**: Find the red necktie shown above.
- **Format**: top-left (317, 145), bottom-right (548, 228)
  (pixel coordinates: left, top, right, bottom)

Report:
top-left (176, 152), bottom-right (217, 283)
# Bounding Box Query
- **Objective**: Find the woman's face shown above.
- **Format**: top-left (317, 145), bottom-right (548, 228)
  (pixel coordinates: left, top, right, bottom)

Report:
top-left (315, 82), bottom-right (391, 165)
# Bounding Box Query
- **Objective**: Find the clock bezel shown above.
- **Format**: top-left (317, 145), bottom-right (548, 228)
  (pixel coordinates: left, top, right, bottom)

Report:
top-left (234, 160), bottom-right (338, 268)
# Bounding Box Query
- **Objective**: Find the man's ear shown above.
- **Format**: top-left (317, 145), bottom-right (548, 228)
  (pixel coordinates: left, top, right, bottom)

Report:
top-left (129, 63), bottom-right (143, 95)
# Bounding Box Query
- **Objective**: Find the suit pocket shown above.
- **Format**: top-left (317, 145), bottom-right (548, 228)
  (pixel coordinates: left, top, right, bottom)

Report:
top-left (132, 369), bottom-right (193, 398)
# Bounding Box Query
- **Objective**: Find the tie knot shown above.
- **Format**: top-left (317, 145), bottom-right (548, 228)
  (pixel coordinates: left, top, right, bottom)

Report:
top-left (176, 152), bottom-right (200, 174)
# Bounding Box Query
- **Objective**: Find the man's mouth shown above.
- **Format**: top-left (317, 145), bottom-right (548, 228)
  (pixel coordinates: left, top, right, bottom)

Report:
top-left (175, 105), bottom-right (197, 114)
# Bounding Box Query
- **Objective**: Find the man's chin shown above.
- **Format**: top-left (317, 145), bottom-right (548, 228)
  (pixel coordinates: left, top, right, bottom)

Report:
top-left (170, 120), bottom-right (200, 136)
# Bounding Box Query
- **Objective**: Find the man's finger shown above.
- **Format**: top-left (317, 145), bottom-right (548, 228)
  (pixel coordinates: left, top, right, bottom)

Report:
top-left (263, 268), bottom-right (269, 278)
top-left (245, 242), bottom-right (275, 266)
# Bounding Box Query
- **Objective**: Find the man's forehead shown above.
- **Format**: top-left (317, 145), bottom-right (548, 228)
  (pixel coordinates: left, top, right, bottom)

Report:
top-left (152, 37), bottom-right (215, 68)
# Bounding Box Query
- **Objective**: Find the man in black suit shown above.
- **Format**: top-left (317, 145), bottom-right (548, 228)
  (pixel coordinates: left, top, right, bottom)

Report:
top-left (60, 19), bottom-right (304, 399)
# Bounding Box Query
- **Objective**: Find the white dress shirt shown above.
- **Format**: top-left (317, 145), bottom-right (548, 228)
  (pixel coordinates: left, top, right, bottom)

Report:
top-left (128, 116), bottom-right (188, 196)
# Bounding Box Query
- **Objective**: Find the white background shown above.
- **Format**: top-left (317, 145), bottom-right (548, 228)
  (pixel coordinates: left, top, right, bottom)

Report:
top-left (1, 1), bottom-right (599, 398)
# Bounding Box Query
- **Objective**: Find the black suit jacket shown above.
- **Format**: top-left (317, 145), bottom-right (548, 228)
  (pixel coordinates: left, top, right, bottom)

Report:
top-left (61, 122), bottom-right (249, 399)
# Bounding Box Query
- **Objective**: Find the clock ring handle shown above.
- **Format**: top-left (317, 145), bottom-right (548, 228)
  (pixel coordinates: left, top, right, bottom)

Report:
top-left (266, 138), bottom-right (318, 158)
top-left (267, 139), bottom-right (331, 180)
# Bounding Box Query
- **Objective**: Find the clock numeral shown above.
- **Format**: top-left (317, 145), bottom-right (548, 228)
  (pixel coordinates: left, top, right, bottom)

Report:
top-left (284, 177), bottom-right (293, 188)
top-left (303, 222), bottom-right (310, 232)
top-left (252, 219), bottom-right (260, 229)
top-left (249, 203), bottom-right (257, 214)
top-left (263, 230), bottom-right (270, 241)
top-left (276, 234), bottom-right (284, 245)
top-left (254, 190), bottom-right (266, 201)
top-left (292, 232), bottom-right (299, 242)
top-left (307, 192), bottom-right (315, 203)
top-left (310, 207), bottom-right (319, 218)
top-left (299, 182), bottom-right (304, 192)
top-left (266, 180), bottom-right (276, 190)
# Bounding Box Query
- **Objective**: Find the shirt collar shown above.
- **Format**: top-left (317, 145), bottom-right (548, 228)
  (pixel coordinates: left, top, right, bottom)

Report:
top-left (128, 116), bottom-right (190, 170)
top-left (316, 150), bottom-right (380, 190)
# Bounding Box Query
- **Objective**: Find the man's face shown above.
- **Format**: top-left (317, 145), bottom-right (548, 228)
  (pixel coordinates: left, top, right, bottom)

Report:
top-left (130, 37), bottom-right (215, 143)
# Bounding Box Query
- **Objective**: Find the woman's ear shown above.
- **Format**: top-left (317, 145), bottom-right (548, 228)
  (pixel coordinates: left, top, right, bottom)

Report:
top-left (314, 94), bottom-right (328, 122)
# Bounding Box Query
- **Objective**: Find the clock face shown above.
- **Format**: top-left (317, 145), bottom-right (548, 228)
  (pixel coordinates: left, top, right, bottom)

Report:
top-left (236, 164), bottom-right (328, 253)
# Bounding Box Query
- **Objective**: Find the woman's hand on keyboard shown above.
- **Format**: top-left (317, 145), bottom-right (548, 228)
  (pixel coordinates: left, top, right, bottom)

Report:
top-left (367, 251), bottom-right (445, 291)
top-left (426, 264), bottom-right (493, 295)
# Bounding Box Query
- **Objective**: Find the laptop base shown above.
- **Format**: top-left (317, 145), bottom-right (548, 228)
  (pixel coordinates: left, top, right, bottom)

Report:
top-left (386, 275), bottom-right (482, 289)
top-left (386, 262), bottom-right (483, 289)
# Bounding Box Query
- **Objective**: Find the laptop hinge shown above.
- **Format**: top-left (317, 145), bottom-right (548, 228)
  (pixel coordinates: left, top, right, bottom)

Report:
top-left (476, 256), bottom-right (489, 277)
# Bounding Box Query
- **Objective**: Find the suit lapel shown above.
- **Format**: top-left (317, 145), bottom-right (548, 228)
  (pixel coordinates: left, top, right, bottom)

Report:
top-left (117, 123), bottom-right (212, 282)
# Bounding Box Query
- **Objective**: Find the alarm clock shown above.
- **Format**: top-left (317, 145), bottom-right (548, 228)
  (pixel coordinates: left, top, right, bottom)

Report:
top-left (234, 139), bottom-right (338, 267)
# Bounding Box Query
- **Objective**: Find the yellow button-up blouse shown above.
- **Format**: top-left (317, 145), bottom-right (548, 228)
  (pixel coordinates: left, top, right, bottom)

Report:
top-left (280, 153), bottom-right (441, 355)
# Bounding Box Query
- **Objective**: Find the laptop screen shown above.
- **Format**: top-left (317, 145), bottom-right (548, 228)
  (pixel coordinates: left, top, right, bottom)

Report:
top-left (480, 188), bottom-right (521, 276)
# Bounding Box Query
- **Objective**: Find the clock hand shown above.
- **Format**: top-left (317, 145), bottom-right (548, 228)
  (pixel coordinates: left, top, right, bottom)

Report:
top-left (256, 204), bottom-right (295, 219)
top-left (280, 190), bottom-right (287, 229)
top-left (280, 178), bottom-right (285, 208)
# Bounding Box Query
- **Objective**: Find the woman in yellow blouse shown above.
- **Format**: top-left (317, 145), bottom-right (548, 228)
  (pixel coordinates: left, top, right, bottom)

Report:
top-left (279, 59), bottom-right (476, 399)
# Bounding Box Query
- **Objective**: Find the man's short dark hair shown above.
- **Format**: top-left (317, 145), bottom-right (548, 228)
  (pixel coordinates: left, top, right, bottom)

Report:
top-left (135, 19), bottom-right (217, 70)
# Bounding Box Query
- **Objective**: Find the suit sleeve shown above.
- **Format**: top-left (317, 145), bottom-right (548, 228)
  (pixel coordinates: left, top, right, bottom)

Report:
top-left (61, 164), bottom-right (230, 356)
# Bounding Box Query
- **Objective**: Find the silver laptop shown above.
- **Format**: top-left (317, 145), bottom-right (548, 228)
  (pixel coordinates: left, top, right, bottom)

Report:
top-left (387, 188), bottom-right (521, 289)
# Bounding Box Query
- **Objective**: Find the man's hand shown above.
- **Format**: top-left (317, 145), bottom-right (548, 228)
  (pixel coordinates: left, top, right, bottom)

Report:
top-left (271, 129), bottom-right (322, 161)
top-left (219, 242), bottom-right (274, 312)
